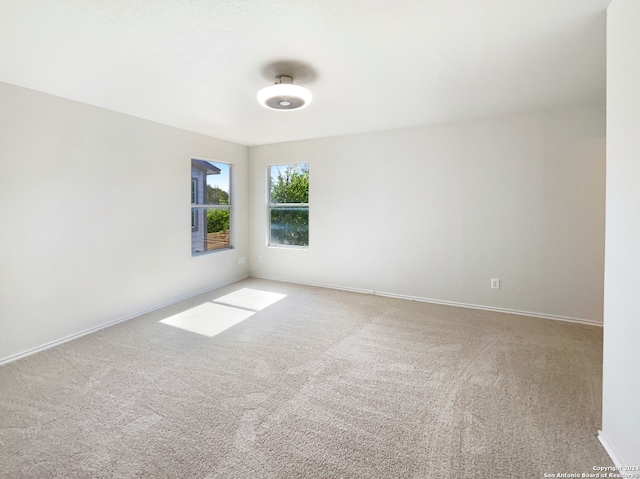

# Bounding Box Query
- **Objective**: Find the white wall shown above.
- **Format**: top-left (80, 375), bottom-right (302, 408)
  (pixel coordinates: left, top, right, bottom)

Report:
top-left (601, 0), bottom-right (640, 467)
top-left (249, 105), bottom-right (605, 323)
top-left (0, 82), bottom-right (249, 362)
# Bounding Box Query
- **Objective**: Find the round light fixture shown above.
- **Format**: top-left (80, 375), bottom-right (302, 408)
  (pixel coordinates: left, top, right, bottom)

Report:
top-left (257, 75), bottom-right (312, 111)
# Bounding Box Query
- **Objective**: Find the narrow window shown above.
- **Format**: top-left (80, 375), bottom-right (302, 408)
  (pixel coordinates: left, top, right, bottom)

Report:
top-left (268, 163), bottom-right (309, 247)
top-left (191, 159), bottom-right (232, 255)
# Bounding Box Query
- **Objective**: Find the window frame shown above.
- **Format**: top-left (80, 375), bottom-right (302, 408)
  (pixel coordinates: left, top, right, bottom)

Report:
top-left (267, 162), bottom-right (309, 248)
top-left (191, 158), bottom-right (233, 256)
top-left (191, 179), bottom-right (198, 232)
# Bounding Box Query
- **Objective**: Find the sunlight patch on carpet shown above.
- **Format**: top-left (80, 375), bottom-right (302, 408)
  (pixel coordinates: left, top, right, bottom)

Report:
top-left (159, 288), bottom-right (286, 337)
top-left (160, 302), bottom-right (254, 337)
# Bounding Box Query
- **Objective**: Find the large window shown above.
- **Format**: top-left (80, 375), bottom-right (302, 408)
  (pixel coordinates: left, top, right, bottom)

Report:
top-left (268, 163), bottom-right (309, 247)
top-left (191, 159), bottom-right (232, 255)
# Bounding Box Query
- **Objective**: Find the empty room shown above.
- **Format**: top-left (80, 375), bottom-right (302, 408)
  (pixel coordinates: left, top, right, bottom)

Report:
top-left (1, 0), bottom-right (638, 477)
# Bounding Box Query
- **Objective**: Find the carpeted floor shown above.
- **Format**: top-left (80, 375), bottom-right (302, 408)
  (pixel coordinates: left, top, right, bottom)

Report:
top-left (0, 278), bottom-right (612, 478)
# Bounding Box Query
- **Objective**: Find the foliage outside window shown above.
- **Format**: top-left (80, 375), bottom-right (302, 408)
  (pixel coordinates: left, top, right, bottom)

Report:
top-left (191, 159), bottom-right (232, 255)
top-left (269, 163), bottom-right (309, 247)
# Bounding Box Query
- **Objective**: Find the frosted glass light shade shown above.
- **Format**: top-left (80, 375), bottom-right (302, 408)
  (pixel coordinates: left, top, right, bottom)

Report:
top-left (257, 83), bottom-right (312, 111)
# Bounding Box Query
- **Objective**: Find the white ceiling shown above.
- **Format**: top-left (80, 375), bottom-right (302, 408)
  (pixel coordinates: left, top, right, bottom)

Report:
top-left (0, 0), bottom-right (611, 146)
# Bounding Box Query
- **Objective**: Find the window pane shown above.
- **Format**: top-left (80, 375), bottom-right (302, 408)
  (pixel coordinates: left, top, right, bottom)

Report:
top-left (270, 207), bottom-right (309, 246)
top-left (205, 161), bottom-right (230, 205)
top-left (270, 163), bottom-right (309, 203)
top-left (191, 160), bottom-right (230, 206)
top-left (192, 207), bottom-right (230, 254)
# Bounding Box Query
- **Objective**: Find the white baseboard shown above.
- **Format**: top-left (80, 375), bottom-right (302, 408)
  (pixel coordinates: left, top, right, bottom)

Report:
top-left (376, 290), bottom-right (603, 327)
top-left (249, 274), bottom-right (375, 296)
top-left (0, 274), bottom-right (249, 366)
top-left (598, 431), bottom-right (625, 469)
top-left (250, 274), bottom-right (603, 327)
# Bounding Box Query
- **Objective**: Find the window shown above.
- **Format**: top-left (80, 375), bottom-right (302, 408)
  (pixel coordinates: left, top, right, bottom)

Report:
top-left (268, 163), bottom-right (309, 247)
top-left (191, 159), bottom-right (232, 255)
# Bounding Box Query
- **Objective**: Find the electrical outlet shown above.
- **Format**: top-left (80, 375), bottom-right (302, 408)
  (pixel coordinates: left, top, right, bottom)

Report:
top-left (258, 256), bottom-right (263, 264)
top-left (491, 278), bottom-right (500, 290)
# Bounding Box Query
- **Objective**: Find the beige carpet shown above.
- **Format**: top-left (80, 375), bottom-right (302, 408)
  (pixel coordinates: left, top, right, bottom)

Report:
top-left (0, 278), bottom-right (612, 478)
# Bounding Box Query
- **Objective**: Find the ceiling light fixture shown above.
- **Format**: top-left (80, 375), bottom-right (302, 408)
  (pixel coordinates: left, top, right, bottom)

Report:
top-left (257, 75), bottom-right (312, 111)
